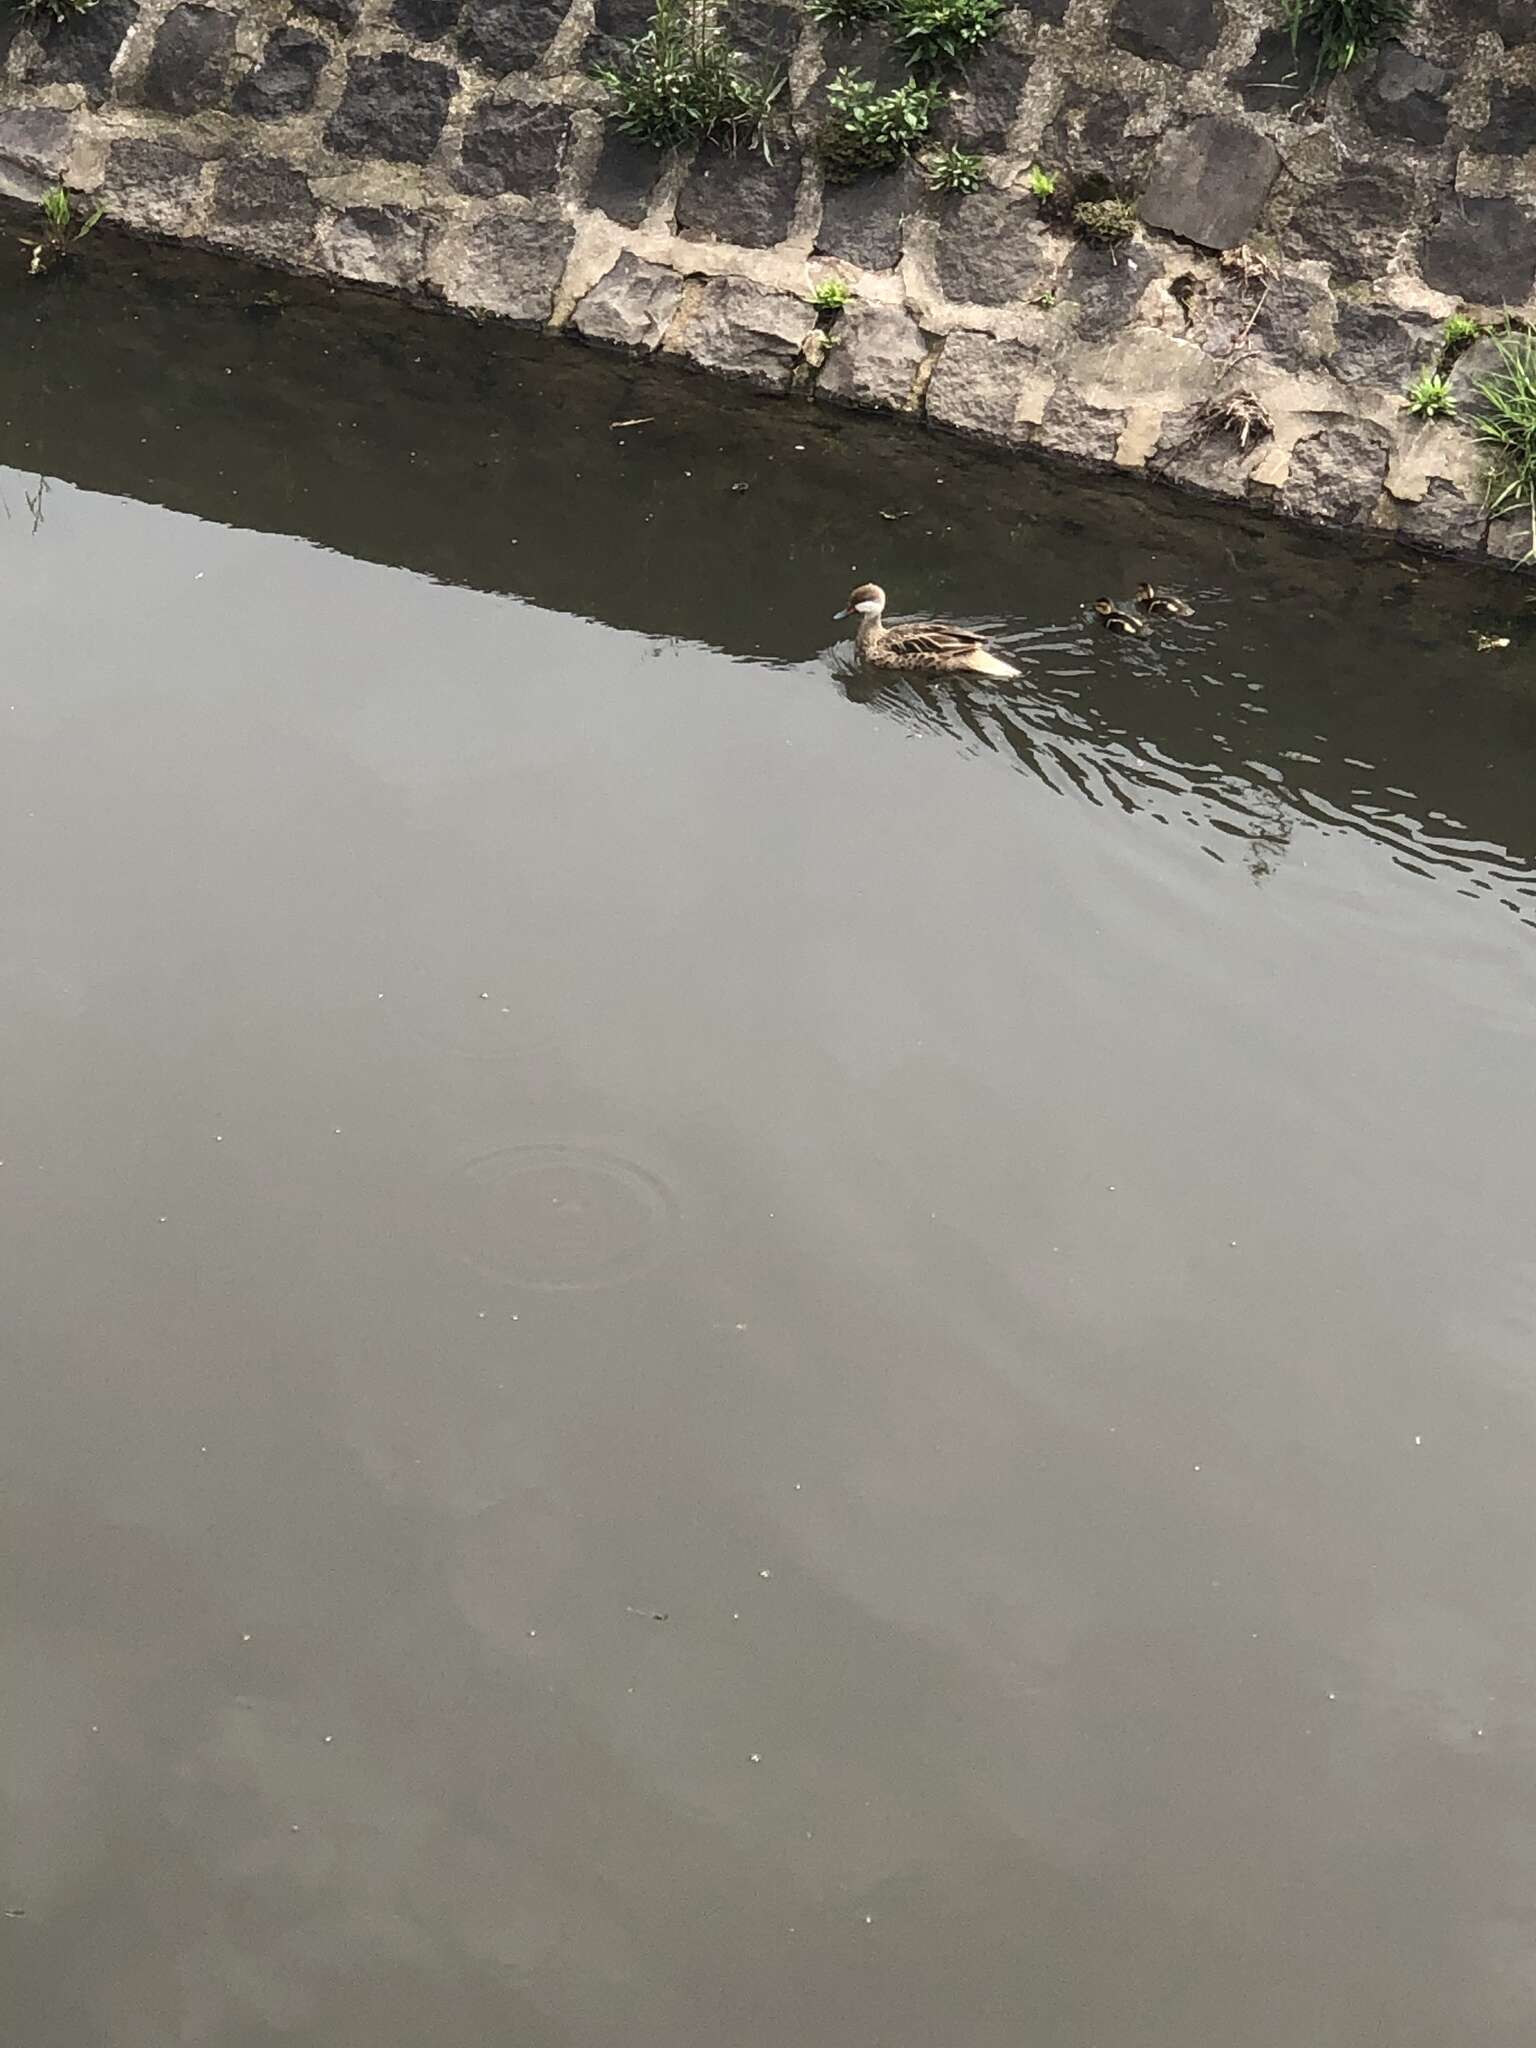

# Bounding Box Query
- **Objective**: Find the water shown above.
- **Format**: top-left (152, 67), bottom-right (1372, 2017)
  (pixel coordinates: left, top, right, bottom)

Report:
top-left (4, 243), bottom-right (1536, 2048)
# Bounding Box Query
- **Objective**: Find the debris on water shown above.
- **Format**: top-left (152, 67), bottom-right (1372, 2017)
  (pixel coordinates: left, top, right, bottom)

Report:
top-left (323, 1735), bottom-right (333, 1744)
top-left (1474, 634), bottom-right (1509, 652)
top-left (731, 482), bottom-right (749, 493)
top-left (879, 509), bottom-right (911, 521)
top-left (626, 1606), bottom-right (669, 1622)
top-left (749, 1753), bottom-right (761, 1764)
top-left (610, 417), bottom-right (653, 429)
top-left (1414, 1434), bottom-right (1422, 1446)
top-left (242, 1633), bottom-right (251, 1642)
top-left (758, 1569), bottom-right (772, 1580)
top-left (6, 1908), bottom-right (24, 1918)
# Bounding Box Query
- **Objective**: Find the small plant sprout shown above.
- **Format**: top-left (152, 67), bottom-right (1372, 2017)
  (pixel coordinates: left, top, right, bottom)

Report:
top-left (1285, 0), bottom-right (1412, 74)
top-left (819, 70), bottom-right (939, 179)
top-left (593, 0), bottom-right (781, 153)
top-left (890, 0), bottom-right (1005, 74)
top-left (19, 183), bottom-right (103, 277)
top-left (1072, 195), bottom-right (1138, 249)
top-left (1025, 163), bottom-right (1056, 198)
top-left (810, 275), bottom-right (855, 313)
top-left (1444, 312), bottom-right (1482, 350)
top-left (1475, 328), bottom-right (1536, 560)
top-left (1404, 371), bottom-right (1455, 421)
top-left (924, 144), bottom-right (985, 194)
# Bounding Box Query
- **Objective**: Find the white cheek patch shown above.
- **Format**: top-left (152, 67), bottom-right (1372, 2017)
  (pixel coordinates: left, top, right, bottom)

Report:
top-left (854, 599), bottom-right (882, 614)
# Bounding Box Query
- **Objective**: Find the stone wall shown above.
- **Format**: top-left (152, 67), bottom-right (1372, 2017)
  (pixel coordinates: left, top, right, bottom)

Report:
top-left (1, 0), bottom-right (1533, 568)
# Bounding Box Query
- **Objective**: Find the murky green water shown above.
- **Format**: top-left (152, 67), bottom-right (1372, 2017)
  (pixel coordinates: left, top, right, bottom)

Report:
top-left (4, 243), bottom-right (1536, 2048)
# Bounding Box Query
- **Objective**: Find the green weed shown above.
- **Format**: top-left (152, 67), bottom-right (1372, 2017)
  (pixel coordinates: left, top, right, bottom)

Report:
top-left (1404, 370), bottom-right (1455, 420)
top-left (819, 70), bottom-right (939, 180)
top-left (593, 0), bottom-right (780, 152)
top-left (889, 0), bottom-right (1004, 73)
top-left (1444, 313), bottom-right (1482, 350)
top-left (1025, 163), bottom-right (1056, 198)
top-left (810, 275), bottom-right (855, 311)
top-left (18, 182), bottom-right (103, 277)
top-left (924, 144), bottom-right (985, 193)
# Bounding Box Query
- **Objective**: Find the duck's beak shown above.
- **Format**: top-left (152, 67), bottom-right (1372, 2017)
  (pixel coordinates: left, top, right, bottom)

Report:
top-left (832, 606), bottom-right (850, 620)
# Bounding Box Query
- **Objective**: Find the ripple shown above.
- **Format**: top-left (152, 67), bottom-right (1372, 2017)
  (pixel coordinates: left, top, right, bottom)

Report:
top-left (437, 1143), bottom-right (679, 1291)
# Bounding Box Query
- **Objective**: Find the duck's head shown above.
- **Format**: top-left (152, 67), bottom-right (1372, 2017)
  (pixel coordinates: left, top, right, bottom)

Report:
top-left (834, 582), bottom-right (886, 621)
top-left (1093, 598), bottom-right (1118, 618)
top-left (1135, 582), bottom-right (1156, 605)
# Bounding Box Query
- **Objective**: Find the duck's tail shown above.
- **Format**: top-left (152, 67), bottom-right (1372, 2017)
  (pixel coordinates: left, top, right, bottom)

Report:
top-left (969, 649), bottom-right (1021, 679)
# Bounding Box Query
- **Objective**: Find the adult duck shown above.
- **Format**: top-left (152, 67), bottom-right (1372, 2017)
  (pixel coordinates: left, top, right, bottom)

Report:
top-left (834, 583), bottom-right (1020, 678)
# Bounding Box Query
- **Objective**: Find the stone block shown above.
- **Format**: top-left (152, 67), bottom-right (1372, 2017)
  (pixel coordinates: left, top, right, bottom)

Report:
top-left (1150, 400), bottom-right (1266, 500)
top-left (933, 32), bottom-right (1032, 152)
top-left (103, 136), bottom-right (205, 231)
top-left (0, 108), bottom-right (75, 203)
top-left (1034, 386), bottom-right (1126, 467)
top-left (209, 156), bottom-right (320, 259)
top-left (673, 277), bottom-right (812, 392)
top-left (393, 0), bottom-right (460, 38)
top-left (816, 303), bottom-right (928, 411)
top-left (588, 130), bottom-right (663, 227)
top-left (675, 142), bottom-right (802, 249)
top-left (1040, 88), bottom-right (1156, 191)
top-left (1421, 197), bottom-right (1536, 307)
top-left (1357, 42), bottom-right (1450, 147)
top-left (925, 329), bottom-right (1044, 441)
top-left (1477, 84), bottom-right (1536, 156)
top-left (935, 190), bottom-right (1054, 306)
top-left (138, 4), bottom-right (235, 116)
top-left (318, 205), bottom-right (430, 287)
top-left (1331, 301), bottom-right (1441, 390)
top-left (455, 100), bottom-right (570, 196)
top-left (435, 208), bottom-right (574, 322)
top-left (1140, 116), bottom-right (1280, 252)
top-left (1287, 166), bottom-right (1415, 281)
top-left (459, 0), bottom-right (566, 73)
top-left (1280, 418), bottom-right (1391, 525)
top-left (1230, 27), bottom-right (1322, 113)
top-left (1109, 0), bottom-right (1224, 69)
top-left (570, 250), bottom-right (684, 352)
top-left (1061, 239), bottom-right (1163, 341)
top-left (326, 54), bottom-right (457, 163)
top-left (235, 26), bottom-right (329, 120)
top-left (814, 163), bottom-right (920, 270)
top-left (297, 0), bottom-right (359, 30)
top-left (25, 0), bottom-right (137, 93)
top-left (1391, 474), bottom-right (1486, 555)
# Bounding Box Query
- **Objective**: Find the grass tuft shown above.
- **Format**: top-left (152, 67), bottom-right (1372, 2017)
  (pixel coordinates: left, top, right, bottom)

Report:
top-left (1284, 0), bottom-right (1412, 75)
top-left (924, 143), bottom-right (985, 193)
top-left (18, 183), bottom-right (103, 277)
top-left (819, 69), bottom-right (938, 180)
top-left (1025, 163), bottom-right (1056, 198)
top-left (593, 0), bottom-right (780, 153)
top-left (1476, 327), bottom-right (1536, 560)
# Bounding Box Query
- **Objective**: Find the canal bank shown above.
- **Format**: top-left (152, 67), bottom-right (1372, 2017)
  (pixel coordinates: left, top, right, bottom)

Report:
top-left (1, 0), bottom-right (1534, 572)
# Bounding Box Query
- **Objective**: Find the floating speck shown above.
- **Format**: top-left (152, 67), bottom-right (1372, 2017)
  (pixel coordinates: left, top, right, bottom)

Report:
top-left (749, 1753), bottom-right (761, 1764)
top-left (1414, 1435), bottom-right (1422, 1447)
top-left (242, 1633), bottom-right (251, 1643)
top-left (323, 1735), bottom-right (333, 1744)
top-left (759, 1569), bottom-right (771, 1579)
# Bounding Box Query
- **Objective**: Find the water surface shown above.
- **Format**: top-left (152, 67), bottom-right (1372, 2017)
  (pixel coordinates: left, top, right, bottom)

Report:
top-left (4, 245), bottom-right (1536, 2048)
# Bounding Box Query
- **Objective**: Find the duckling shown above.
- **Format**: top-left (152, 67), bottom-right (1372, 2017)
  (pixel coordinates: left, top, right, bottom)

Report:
top-left (1094, 598), bottom-right (1150, 637)
top-left (834, 583), bottom-right (1020, 679)
top-left (1135, 581), bottom-right (1194, 618)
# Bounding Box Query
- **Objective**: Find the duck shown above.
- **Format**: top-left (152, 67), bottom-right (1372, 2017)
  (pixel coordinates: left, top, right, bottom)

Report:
top-left (1094, 598), bottom-right (1150, 637)
top-left (1135, 582), bottom-right (1194, 618)
top-left (834, 583), bottom-right (1020, 678)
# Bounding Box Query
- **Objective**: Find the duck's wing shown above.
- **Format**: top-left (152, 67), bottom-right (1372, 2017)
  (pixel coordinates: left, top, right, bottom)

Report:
top-left (887, 621), bottom-right (989, 662)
